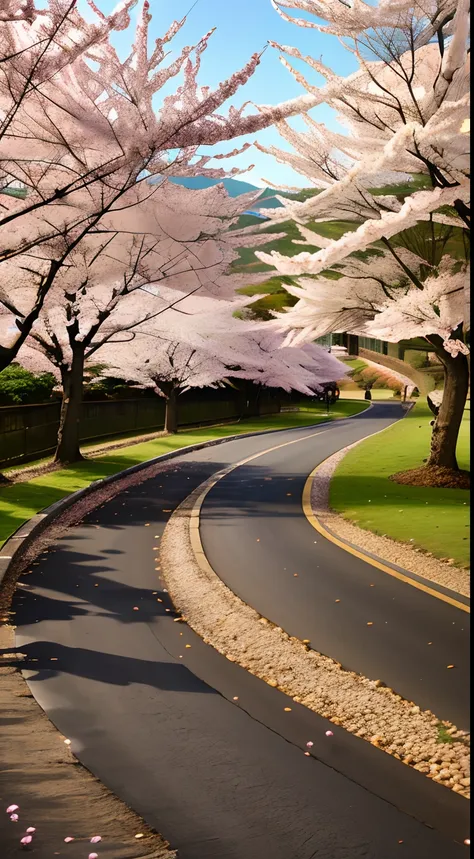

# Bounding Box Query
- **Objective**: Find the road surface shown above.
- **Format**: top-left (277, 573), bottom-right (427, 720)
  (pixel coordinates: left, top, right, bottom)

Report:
top-left (12, 405), bottom-right (469, 858)
top-left (200, 404), bottom-right (470, 728)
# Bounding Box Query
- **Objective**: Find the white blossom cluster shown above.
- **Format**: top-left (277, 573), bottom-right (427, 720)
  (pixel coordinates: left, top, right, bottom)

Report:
top-left (253, 0), bottom-right (470, 353)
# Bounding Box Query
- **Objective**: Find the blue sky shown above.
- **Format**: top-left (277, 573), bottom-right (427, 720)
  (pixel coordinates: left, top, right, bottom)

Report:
top-left (89, 0), bottom-right (359, 188)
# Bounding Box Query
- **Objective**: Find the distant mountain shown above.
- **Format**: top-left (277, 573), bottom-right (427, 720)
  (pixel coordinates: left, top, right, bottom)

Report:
top-left (168, 175), bottom-right (258, 195)
top-left (149, 175), bottom-right (284, 209)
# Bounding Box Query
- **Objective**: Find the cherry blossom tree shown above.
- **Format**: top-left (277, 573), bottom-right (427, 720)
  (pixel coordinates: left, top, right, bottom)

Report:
top-left (0, 0), bottom-right (316, 371)
top-left (268, 223), bottom-right (470, 471)
top-left (92, 293), bottom-right (347, 433)
top-left (253, 0), bottom-right (470, 477)
top-left (11, 180), bottom-right (288, 462)
top-left (263, 0), bottom-right (469, 226)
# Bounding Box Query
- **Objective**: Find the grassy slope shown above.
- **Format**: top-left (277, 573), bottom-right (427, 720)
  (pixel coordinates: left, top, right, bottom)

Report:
top-left (330, 403), bottom-right (470, 567)
top-left (344, 358), bottom-right (368, 373)
top-left (233, 218), bottom-right (359, 273)
top-left (233, 173), bottom-right (467, 321)
top-left (369, 174), bottom-right (431, 197)
top-left (0, 400), bottom-right (368, 547)
top-left (234, 219), bottom-right (359, 319)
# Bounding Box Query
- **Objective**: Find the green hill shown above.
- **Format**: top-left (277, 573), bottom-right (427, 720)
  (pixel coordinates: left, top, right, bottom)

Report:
top-left (167, 176), bottom-right (284, 209)
top-left (232, 174), bottom-right (460, 321)
top-left (151, 173), bottom-right (457, 322)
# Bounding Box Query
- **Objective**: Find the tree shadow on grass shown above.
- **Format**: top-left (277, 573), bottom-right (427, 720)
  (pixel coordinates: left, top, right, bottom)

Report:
top-left (329, 474), bottom-right (470, 507)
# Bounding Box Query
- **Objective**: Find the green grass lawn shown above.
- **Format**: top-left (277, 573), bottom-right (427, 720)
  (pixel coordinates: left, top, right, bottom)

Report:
top-left (0, 400), bottom-right (368, 548)
top-left (369, 173), bottom-right (431, 197)
top-left (330, 403), bottom-right (470, 568)
top-left (344, 358), bottom-right (368, 374)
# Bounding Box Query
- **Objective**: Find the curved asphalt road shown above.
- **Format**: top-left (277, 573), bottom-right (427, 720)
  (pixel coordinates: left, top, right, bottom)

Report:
top-left (200, 403), bottom-right (470, 729)
top-left (10, 405), bottom-right (469, 859)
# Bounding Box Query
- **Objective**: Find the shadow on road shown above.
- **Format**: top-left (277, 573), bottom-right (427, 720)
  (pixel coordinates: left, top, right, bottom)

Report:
top-left (0, 641), bottom-right (215, 694)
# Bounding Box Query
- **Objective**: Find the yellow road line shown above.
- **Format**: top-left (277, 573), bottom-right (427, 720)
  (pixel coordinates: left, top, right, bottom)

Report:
top-left (191, 427), bottom-right (331, 553)
top-left (302, 461), bottom-right (470, 614)
top-left (192, 412), bottom-right (469, 614)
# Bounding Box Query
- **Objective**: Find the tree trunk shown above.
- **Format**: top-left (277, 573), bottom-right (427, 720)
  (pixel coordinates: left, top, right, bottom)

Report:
top-left (55, 347), bottom-right (85, 463)
top-left (427, 339), bottom-right (469, 470)
top-left (164, 387), bottom-right (178, 434)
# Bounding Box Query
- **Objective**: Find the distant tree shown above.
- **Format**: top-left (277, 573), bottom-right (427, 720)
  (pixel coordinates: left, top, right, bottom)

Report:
top-left (94, 294), bottom-right (347, 433)
top-left (0, 362), bottom-right (56, 404)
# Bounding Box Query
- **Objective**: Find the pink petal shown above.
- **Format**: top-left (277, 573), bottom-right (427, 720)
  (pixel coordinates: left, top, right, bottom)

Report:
top-left (26, 828), bottom-right (36, 834)
top-left (306, 741), bottom-right (314, 748)
top-left (90, 836), bottom-right (102, 843)
top-left (10, 813), bottom-right (19, 822)
top-left (325, 730), bottom-right (334, 737)
top-left (89, 854), bottom-right (99, 859)
top-left (64, 837), bottom-right (74, 843)
top-left (21, 835), bottom-right (33, 845)
top-left (7, 805), bottom-right (19, 813)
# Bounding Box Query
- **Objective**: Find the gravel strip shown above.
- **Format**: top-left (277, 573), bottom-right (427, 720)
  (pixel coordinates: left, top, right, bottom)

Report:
top-left (310, 443), bottom-right (470, 596)
top-left (160, 476), bottom-right (470, 799)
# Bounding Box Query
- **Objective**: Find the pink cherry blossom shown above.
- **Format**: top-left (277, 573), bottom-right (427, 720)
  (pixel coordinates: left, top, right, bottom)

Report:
top-left (251, 0), bottom-right (469, 367)
top-left (20, 835), bottom-right (33, 845)
top-left (258, 0), bottom-right (468, 242)
top-left (442, 339), bottom-right (470, 358)
top-left (255, 0), bottom-right (470, 478)
top-left (6, 805), bottom-right (19, 813)
top-left (0, 0), bottom-right (310, 374)
top-left (325, 730), bottom-right (334, 737)
top-left (90, 836), bottom-right (102, 843)
top-left (91, 291), bottom-right (348, 416)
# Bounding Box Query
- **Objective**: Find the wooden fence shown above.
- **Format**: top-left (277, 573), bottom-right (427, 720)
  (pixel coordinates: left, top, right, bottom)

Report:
top-left (0, 385), bottom-right (281, 467)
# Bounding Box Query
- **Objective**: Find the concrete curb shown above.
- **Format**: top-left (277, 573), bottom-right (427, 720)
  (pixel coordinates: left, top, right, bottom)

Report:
top-left (0, 404), bottom-right (371, 589)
